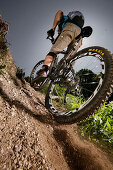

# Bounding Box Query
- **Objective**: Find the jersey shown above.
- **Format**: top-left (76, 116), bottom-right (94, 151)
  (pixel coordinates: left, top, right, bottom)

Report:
top-left (58, 16), bottom-right (69, 32)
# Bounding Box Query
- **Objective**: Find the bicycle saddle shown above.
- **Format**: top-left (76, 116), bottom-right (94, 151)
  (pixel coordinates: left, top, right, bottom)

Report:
top-left (76, 26), bottom-right (93, 39)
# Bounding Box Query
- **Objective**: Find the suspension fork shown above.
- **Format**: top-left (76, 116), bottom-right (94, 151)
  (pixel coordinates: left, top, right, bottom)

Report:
top-left (63, 87), bottom-right (70, 104)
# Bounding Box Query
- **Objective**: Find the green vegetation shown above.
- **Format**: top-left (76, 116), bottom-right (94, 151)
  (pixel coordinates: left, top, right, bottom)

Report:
top-left (66, 93), bottom-right (83, 111)
top-left (0, 47), bottom-right (7, 75)
top-left (40, 83), bottom-right (49, 94)
top-left (79, 101), bottom-right (113, 148)
top-left (77, 69), bottom-right (99, 99)
top-left (0, 62), bottom-right (6, 75)
top-left (51, 83), bottom-right (84, 112)
top-left (0, 32), bottom-right (8, 75)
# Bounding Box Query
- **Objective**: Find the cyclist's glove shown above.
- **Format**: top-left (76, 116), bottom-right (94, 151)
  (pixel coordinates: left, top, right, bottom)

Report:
top-left (47, 29), bottom-right (54, 37)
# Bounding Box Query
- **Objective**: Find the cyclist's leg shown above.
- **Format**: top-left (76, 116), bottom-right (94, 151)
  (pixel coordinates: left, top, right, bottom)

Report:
top-left (38, 24), bottom-right (81, 77)
top-left (66, 38), bottom-right (83, 60)
top-left (50, 32), bottom-right (73, 53)
top-left (44, 24), bottom-right (81, 66)
top-left (43, 30), bottom-right (74, 68)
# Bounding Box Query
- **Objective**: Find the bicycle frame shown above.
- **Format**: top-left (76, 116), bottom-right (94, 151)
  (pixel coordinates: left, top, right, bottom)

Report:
top-left (47, 35), bottom-right (82, 81)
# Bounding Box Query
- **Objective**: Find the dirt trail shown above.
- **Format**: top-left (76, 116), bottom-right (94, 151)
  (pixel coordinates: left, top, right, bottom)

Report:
top-left (0, 49), bottom-right (113, 169)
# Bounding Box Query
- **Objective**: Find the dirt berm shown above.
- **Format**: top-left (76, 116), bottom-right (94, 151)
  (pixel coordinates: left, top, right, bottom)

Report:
top-left (0, 48), bottom-right (113, 170)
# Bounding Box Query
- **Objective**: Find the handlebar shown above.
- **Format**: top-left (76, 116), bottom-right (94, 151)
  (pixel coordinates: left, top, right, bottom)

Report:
top-left (46, 35), bottom-right (55, 44)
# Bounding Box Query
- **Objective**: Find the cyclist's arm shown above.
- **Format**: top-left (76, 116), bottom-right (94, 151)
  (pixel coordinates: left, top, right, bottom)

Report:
top-left (52, 10), bottom-right (63, 31)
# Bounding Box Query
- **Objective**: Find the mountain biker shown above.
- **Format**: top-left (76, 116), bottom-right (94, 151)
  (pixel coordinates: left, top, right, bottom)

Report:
top-left (37, 10), bottom-right (84, 78)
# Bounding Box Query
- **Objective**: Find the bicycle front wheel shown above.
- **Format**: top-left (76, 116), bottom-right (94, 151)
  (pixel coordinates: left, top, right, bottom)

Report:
top-left (45, 46), bottom-right (113, 124)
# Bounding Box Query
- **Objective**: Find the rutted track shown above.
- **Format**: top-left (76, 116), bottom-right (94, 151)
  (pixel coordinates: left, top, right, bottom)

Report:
top-left (0, 50), bottom-right (113, 169)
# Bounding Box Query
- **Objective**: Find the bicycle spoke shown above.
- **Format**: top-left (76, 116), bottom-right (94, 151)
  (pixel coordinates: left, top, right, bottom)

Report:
top-left (81, 82), bottom-right (98, 85)
top-left (53, 85), bottom-right (63, 103)
top-left (80, 87), bottom-right (94, 93)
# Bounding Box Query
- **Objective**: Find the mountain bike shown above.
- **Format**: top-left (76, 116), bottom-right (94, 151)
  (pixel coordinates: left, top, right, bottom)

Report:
top-left (30, 26), bottom-right (113, 124)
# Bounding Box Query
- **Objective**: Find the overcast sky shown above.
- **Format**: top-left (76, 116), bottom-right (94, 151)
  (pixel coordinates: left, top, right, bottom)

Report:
top-left (1, 0), bottom-right (113, 76)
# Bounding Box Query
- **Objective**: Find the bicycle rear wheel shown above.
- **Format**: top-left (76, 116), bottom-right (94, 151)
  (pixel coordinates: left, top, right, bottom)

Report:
top-left (30, 60), bottom-right (49, 90)
top-left (45, 46), bottom-right (113, 124)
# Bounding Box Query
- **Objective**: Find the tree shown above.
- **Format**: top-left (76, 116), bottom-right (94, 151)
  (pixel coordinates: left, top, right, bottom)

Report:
top-left (77, 69), bottom-right (99, 99)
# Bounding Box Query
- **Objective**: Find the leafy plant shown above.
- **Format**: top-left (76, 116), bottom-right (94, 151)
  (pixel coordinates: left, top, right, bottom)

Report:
top-left (0, 53), bottom-right (6, 75)
top-left (0, 64), bottom-right (6, 75)
top-left (40, 83), bottom-right (49, 94)
top-left (0, 35), bottom-right (8, 75)
top-left (66, 93), bottom-right (84, 111)
top-left (51, 83), bottom-right (85, 112)
top-left (79, 101), bottom-right (113, 147)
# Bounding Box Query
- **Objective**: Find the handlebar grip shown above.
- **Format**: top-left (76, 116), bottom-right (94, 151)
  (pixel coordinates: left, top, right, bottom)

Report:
top-left (46, 36), bottom-right (55, 44)
top-left (46, 35), bottom-right (50, 39)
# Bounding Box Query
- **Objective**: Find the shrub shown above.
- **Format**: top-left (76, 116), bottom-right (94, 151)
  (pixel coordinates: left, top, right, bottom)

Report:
top-left (79, 101), bottom-right (113, 147)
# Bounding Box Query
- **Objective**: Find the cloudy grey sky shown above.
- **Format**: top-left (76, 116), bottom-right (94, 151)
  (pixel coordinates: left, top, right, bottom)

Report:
top-left (1, 0), bottom-right (113, 76)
